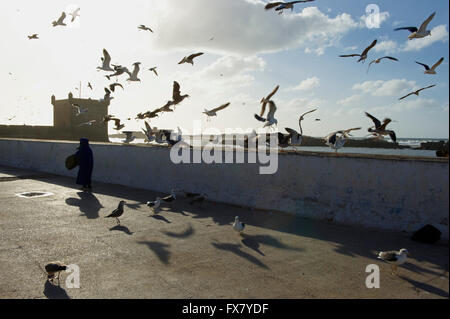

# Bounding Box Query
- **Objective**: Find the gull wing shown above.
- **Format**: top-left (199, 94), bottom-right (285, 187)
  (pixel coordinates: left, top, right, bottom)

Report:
top-left (265, 2), bottom-right (284, 10)
top-left (103, 49), bottom-right (111, 66)
top-left (340, 54), bottom-right (361, 58)
top-left (418, 12), bottom-right (436, 33)
top-left (399, 92), bottom-right (414, 100)
top-left (361, 39), bottom-right (377, 56)
top-left (381, 56), bottom-right (398, 61)
top-left (415, 61), bottom-right (430, 70)
top-left (380, 118), bottom-right (392, 130)
top-left (418, 84), bottom-right (436, 93)
top-left (266, 101), bottom-right (277, 120)
top-left (365, 112), bottom-right (381, 128)
top-left (265, 85), bottom-right (280, 101)
top-left (172, 81), bottom-right (181, 100)
top-left (300, 109), bottom-right (317, 120)
top-left (394, 27), bottom-right (418, 33)
top-left (379, 251), bottom-right (398, 262)
top-left (431, 57), bottom-right (444, 71)
top-left (188, 52), bottom-right (204, 60)
top-left (211, 102), bottom-right (230, 113)
top-left (57, 12), bottom-right (66, 24)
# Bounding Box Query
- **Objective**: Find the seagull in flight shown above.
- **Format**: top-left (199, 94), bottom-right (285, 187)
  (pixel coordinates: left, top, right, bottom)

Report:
top-left (257, 85), bottom-right (280, 119)
top-left (97, 49), bottom-right (114, 72)
top-left (112, 118), bottom-right (125, 131)
top-left (101, 88), bottom-right (114, 103)
top-left (284, 128), bottom-right (302, 146)
top-left (172, 81), bottom-right (189, 106)
top-left (109, 83), bottom-right (124, 92)
top-left (106, 65), bottom-right (130, 80)
top-left (149, 67), bottom-right (158, 76)
top-left (325, 128), bottom-right (361, 154)
top-left (378, 249), bottom-right (411, 275)
top-left (69, 8), bottom-right (80, 22)
top-left (147, 198), bottom-right (161, 214)
top-left (122, 131), bottom-right (136, 144)
top-left (72, 104), bottom-right (88, 116)
top-left (138, 25), bottom-right (153, 32)
top-left (339, 39), bottom-right (377, 63)
top-left (142, 121), bottom-right (156, 143)
top-left (365, 112), bottom-right (397, 142)
top-left (28, 34), bottom-right (39, 40)
top-left (255, 100), bottom-right (278, 129)
top-left (394, 12), bottom-right (436, 40)
top-left (127, 62), bottom-right (141, 82)
top-left (87, 82), bottom-right (93, 90)
top-left (78, 120), bottom-right (96, 127)
top-left (415, 57), bottom-right (444, 75)
top-left (298, 109), bottom-right (317, 135)
top-left (52, 12), bottom-right (67, 27)
top-left (367, 56), bottom-right (398, 73)
top-left (399, 85), bottom-right (436, 100)
top-left (203, 102), bottom-right (230, 120)
top-left (265, 1), bottom-right (315, 13)
top-left (178, 53), bottom-right (204, 65)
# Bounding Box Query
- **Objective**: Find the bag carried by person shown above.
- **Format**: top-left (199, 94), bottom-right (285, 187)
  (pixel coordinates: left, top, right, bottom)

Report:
top-left (65, 153), bottom-right (79, 170)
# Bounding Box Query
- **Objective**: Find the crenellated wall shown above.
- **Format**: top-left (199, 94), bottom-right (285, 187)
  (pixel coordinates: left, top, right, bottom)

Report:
top-left (1, 138), bottom-right (448, 239)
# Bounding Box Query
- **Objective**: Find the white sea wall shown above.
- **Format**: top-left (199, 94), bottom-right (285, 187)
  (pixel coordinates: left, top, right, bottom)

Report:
top-left (1, 138), bottom-right (448, 239)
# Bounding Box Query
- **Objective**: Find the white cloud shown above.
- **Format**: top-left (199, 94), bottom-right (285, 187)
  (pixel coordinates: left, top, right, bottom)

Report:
top-left (374, 40), bottom-right (398, 55)
top-left (290, 77), bottom-right (320, 91)
top-left (338, 94), bottom-right (363, 106)
top-left (150, 0), bottom-right (358, 55)
top-left (352, 79), bottom-right (417, 97)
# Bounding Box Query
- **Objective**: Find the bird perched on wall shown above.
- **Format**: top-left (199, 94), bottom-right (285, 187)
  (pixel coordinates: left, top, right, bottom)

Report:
top-left (28, 34), bottom-right (39, 40)
top-left (203, 102), bottom-right (230, 120)
top-left (365, 112), bottom-right (397, 142)
top-left (178, 53), bottom-right (204, 65)
top-left (325, 127), bottom-right (361, 154)
top-left (394, 12), bottom-right (436, 40)
top-left (149, 67), bottom-right (158, 76)
top-left (232, 216), bottom-right (245, 234)
top-left (415, 57), bottom-right (444, 75)
top-left (45, 261), bottom-right (67, 284)
top-left (147, 197), bottom-right (161, 213)
top-left (52, 12), bottom-right (67, 27)
top-left (69, 8), bottom-right (80, 22)
top-left (265, 0), bottom-right (314, 14)
top-left (105, 201), bottom-right (126, 225)
top-left (399, 85), bottom-right (436, 100)
top-left (172, 81), bottom-right (189, 107)
top-left (122, 131), bottom-right (136, 144)
top-left (127, 62), bottom-right (141, 82)
top-left (97, 49), bottom-right (114, 72)
top-left (339, 39), bottom-right (377, 63)
top-left (378, 249), bottom-right (411, 275)
top-left (367, 56), bottom-right (398, 73)
top-left (255, 100), bottom-right (278, 129)
top-left (138, 24), bottom-right (153, 32)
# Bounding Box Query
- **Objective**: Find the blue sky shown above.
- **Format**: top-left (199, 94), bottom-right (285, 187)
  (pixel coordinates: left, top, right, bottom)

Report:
top-left (0, 0), bottom-right (448, 138)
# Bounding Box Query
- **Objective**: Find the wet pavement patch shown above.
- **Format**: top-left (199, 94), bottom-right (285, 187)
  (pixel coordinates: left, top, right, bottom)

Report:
top-left (15, 192), bottom-right (54, 199)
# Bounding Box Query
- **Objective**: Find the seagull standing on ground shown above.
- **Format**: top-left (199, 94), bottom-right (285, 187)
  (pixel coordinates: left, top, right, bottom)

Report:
top-left (378, 249), bottom-right (411, 275)
top-left (147, 197), bottom-right (161, 213)
top-left (45, 261), bottom-right (67, 284)
top-left (178, 53), bottom-right (204, 65)
top-left (52, 12), bottom-right (67, 27)
top-left (203, 102), bottom-right (230, 120)
top-left (367, 56), bottom-right (398, 73)
top-left (365, 112), bottom-right (397, 142)
top-left (394, 12), bottom-right (436, 40)
top-left (97, 49), bottom-right (114, 72)
top-left (415, 57), bottom-right (444, 75)
top-left (105, 201), bottom-right (126, 225)
top-left (339, 39), bottom-right (377, 63)
top-left (399, 85), bottom-right (436, 100)
top-left (232, 216), bottom-right (245, 234)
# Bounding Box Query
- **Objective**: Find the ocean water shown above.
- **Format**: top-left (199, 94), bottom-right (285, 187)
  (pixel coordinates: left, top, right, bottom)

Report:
top-left (109, 136), bottom-right (446, 158)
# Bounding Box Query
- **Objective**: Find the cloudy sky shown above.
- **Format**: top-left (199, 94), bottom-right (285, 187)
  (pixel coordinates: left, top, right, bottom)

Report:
top-left (1, 0), bottom-right (448, 138)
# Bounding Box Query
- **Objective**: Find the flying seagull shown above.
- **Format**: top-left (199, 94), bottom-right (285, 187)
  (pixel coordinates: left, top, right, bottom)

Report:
top-left (399, 85), bottom-right (436, 100)
top-left (285, 127), bottom-right (302, 146)
top-left (394, 12), bottom-right (436, 40)
top-left (27, 34), bottom-right (39, 40)
top-left (415, 57), bottom-right (444, 75)
top-left (87, 82), bottom-right (93, 90)
top-left (97, 49), bottom-right (114, 72)
top-left (127, 62), bottom-right (141, 82)
top-left (298, 109), bottom-right (317, 135)
top-left (112, 118), bottom-right (125, 131)
top-left (203, 102), bottom-right (230, 120)
top-left (142, 121), bottom-right (155, 143)
top-left (258, 85), bottom-right (280, 119)
top-left (178, 53), bottom-right (204, 65)
top-left (78, 120), bottom-right (96, 127)
top-left (101, 87), bottom-right (114, 103)
top-left (265, 1), bottom-right (314, 13)
top-left (325, 128), bottom-right (361, 153)
top-left (365, 112), bottom-right (397, 142)
top-left (122, 131), bottom-right (136, 144)
top-left (232, 216), bottom-right (245, 234)
top-left (105, 201), bottom-right (126, 225)
top-left (45, 261), bottom-right (67, 284)
top-left (172, 81), bottom-right (189, 106)
top-left (339, 39), bottom-right (377, 63)
top-left (109, 83), bottom-right (124, 92)
top-left (378, 249), bottom-right (411, 275)
top-left (52, 12), bottom-right (67, 27)
top-left (149, 67), bottom-right (158, 76)
top-left (367, 56), bottom-right (398, 73)
top-left (72, 104), bottom-right (88, 116)
top-left (255, 100), bottom-right (278, 129)
top-left (106, 65), bottom-right (130, 80)
top-left (138, 25), bottom-right (153, 32)
top-left (69, 8), bottom-right (80, 22)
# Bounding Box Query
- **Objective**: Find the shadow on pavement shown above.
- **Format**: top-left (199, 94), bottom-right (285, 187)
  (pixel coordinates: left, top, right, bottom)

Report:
top-left (138, 241), bottom-right (171, 265)
top-left (109, 224), bottom-right (134, 235)
top-left (162, 224), bottom-right (195, 239)
top-left (65, 191), bottom-right (103, 219)
top-left (399, 275), bottom-right (449, 298)
top-left (43, 280), bottom-right (71, 299)
top-left (211, 241), bottom-right (270, 270)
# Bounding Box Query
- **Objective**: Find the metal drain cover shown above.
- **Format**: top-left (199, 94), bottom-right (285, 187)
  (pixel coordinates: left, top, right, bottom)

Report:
top-left (16, 192), bottom-right (54, 199)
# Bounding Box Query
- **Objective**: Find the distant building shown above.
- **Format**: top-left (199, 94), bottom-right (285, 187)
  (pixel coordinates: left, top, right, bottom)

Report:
top-left (0, 93), bottom-right (109, 142)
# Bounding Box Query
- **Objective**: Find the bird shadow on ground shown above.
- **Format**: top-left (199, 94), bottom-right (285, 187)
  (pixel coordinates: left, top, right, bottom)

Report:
top-left (43, 280), bottom-right (70, 299)
top-left (65, 192), bottom-right (104, 219)
top-left (241, 233), bottom-right (303, 256)
top-left (150, 214), bottom-right (171, 224)
top-left (399, 275), bottom-right (449, 298)
top-left (109, 224), bottom-right (134, 235)
top-left (125, 202), bottom-right (144, 210)
top-left (162, 224), bottom-right (195, 239)
top-left (402, 262), bottom-right (446, 277)
top-left (211, 241), bottom-right (269, 270)
top-left (138, 241), bottom-right (171, 265)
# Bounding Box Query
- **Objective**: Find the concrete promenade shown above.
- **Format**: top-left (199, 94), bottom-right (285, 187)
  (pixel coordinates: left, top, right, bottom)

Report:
top-left (0, 165), bottom-right (448, 299)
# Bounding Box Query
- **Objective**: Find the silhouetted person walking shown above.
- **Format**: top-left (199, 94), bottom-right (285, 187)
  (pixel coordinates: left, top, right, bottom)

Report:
top-left (76, 138), bottom-right (94, 191)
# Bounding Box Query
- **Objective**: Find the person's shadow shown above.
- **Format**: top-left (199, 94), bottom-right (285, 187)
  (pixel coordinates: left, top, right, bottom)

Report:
top-left (43, 280), bottom-right (71, 299)
top-left (65, 192), bottom-right (104, 219)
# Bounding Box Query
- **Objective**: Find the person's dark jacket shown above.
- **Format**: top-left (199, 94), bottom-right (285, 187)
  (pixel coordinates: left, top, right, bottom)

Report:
top-left (75, 138), bottom-right (94, 186)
